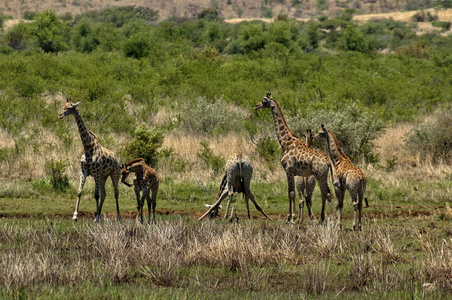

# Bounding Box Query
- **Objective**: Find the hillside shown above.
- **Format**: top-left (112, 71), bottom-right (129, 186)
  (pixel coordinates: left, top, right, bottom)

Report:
top-left (1, 0), bottom-right (450, 21)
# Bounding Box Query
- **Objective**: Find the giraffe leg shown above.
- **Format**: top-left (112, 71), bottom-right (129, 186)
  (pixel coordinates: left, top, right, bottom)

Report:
top-left (297, 178), bottom-right (305, 224)
top-left (150, 188), bottom-right (157, 224)
top-left (316, 177), bottom-right (330, 225)
top-left (199, 190), bottom-right (228, 220)
top-left (286, 173), bottom-right (296, 223)
top-left (352, 188), bottom-right (364, 231)
top-left (73, 168), bottom-right (88, 221)
top-left (140, 187), bottom-right (150, 225)
top-left (351, 191), bottom-right (359, 231)
top-left (246, 190), bottom-right (270, 220)
top-left (111, 174), bottom-right (121, 221)
top-left (335, 186), bottom-right (345, 230)
top-left (96, 177), bottom-right (107, 222)
top-left (93, 179), bottom-right (101, 222)
top-left (243, 193), bottom-right (250, 219)
top-left (133, 184), bottom-right (141, 224)
top-left (306, 176), bottom-right (316, 220)
top-left (223, 192), bottom-right (233, 219)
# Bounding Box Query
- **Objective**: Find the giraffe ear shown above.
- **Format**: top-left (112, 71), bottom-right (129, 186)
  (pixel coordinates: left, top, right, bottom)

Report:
top-left (72, 101), bottom-right (80, 107)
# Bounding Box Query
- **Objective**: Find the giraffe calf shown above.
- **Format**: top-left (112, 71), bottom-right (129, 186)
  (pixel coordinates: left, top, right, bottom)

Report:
top-left (121, 158), bottom-right (159, 224)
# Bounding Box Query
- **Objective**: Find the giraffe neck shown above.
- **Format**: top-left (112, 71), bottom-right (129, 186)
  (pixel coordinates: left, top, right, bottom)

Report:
top-left (325, 129), bottom-right (348, 167)
top-left (270, 100), bottom-right (301, 151)
top-left (72, 108), bottom-right (98, 154)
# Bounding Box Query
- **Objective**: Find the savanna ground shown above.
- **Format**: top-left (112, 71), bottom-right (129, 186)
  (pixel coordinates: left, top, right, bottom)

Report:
top-left (1, 121), bottom-right (451, 299)
top-left (0, 2), bottom-right (452, 298)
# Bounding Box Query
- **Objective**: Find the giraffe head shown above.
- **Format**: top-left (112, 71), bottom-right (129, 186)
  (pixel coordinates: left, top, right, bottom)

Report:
top-left (312, 124), bottom-right (328, 141)
top-left (58, 99), bottom-right (80, 119)
top-left (120, 164), bottom-right (133, 187)
top-left (254, 93), bottom-right (274, 110)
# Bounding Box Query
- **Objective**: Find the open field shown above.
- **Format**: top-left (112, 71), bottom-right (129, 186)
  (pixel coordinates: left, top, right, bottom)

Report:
top-left (0, 3), bottom-right (451, 298)
top-left (1, 122), bottom-right (451, 298)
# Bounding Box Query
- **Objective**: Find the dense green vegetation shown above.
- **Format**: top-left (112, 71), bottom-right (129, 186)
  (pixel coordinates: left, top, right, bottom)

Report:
top-left (0, 7), bottom-right (451, 164)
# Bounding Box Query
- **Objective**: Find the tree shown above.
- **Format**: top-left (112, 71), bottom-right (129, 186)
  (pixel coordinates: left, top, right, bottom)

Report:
top-left (338, 25), bottom-right (374, 53)
top-left (30, 10), bottom-right (68, 53)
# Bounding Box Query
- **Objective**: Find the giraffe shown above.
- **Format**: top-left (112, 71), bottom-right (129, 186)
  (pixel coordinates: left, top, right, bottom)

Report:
top-left (254, 93), bottom-right (332, 223)
top-left (313, 124), bottom-right (367, 231)
top-left (199, 153), bottom-right (270, 221)
top-left (296, 129), bottom-right (316, 223)
top-left (121, 158), bottom-right (159, 224)
top-left (58, 99), bottom-right (121, 222)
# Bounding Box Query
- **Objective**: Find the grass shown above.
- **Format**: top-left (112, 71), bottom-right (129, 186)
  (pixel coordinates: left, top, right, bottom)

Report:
top-left (1, 120), bottom-right (450, 298)
top-left (0, 215), bottom-right (451, 299)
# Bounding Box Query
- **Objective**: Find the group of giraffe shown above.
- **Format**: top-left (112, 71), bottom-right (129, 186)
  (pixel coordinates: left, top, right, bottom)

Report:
top-left (59, 93), bottom-right (367, 230)
top-left (59, 99), bottom-right (158, 224)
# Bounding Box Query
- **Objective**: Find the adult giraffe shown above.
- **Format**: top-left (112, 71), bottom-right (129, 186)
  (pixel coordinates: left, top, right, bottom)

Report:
top-left (255, 93), bottom-right (332, 223)
top-left (59, 99), bottom-right (121, 222)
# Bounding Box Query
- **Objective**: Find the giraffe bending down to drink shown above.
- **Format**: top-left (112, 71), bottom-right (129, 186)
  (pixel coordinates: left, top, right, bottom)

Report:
top-left (313, 125), bottom-right (367, 231)
top-left (255, 93), bottom-right (333, 224)
top-left (121, 158), bottom-right (159, 224)
top-left (199, 153), bottom-right (270, 221)
top-left (296, 129), bottom-right (317, 223)
top-left (58, 99), bottom-right (121, 222)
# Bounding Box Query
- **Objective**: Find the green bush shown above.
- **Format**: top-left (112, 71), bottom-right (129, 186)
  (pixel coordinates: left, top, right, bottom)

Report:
top-left (30, 10), bottom-right (69, 53)
top-left (197, 141), bottom-right (225, 174)
top-left (431, 21), bottom-right (451, 31)
top-left (76, 6), bottom-right (159, 27)
top-left (254, 135), bottom-right (281, 170)
top-left (45, 160), bottom-right (70, 192)
top-left (411, 10), bottom-right (438, 22)
top-left (180, 97), bottom-right (244, 136)
top-left (406, 110), bottom-right (452, 163)
top-left (123, 125), bottom-right (164, 167)
top-left (5, 22), bottom-right (30, 50)
top-left (338, 25), bottom-right (375, 54)
top-left (122, 32), bottom-right (151, 59)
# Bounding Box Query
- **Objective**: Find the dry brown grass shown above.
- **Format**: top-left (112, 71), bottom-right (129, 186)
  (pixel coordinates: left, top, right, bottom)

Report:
top-left (1, 219), bottom-right (451, 297)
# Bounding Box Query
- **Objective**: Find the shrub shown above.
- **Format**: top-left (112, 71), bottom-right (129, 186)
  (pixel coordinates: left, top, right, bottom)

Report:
top-left (5, 22), bottom-right (30, 50)
top-left (122, 32), bottom-right (151, 59)
top-left (76, 6), bottom-right (159, 27)
top-left (405, 110), bottom-right (452, 163)
top-left (431, 21), bottom-right (451, 31)
top-left (123, 125), bottom-right (164, 167)
top-left (198, 8), bottom-right (222, 21)
top-left (45, 160), bottom-right (70, 192)
top-left (197, 141), bottom-right (225, 174)
top-left (411, 10), bottom-right (438, 22)
top-left (253, 135), bottom-right (281, 170)
top-left (338, 25), bottom-right (375, 54)
top-left (180, 97), bottom-right (244, 136)
top-left (71, 18), bottom-right (100, 53)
